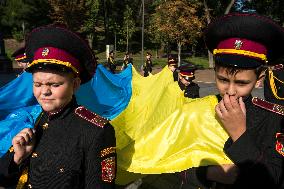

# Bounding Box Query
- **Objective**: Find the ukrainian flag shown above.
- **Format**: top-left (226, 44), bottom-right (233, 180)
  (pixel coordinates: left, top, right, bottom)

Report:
top-left (0, 64), bottom-right (231, 185)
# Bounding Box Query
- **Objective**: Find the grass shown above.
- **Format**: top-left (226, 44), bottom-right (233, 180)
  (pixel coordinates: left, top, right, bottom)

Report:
top-left (96, 51), bottom-right (210, 70)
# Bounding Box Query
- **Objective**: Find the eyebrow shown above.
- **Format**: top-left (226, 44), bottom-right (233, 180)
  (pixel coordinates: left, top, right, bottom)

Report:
top-left (234, 79), bottom-right (251, 83)
top-left (216, 75), bottom-right (251, 83)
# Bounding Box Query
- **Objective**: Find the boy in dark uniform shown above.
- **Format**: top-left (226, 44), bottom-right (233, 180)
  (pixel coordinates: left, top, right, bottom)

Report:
top-left (180, 13), bottom-right (284, 189)
top-left (264, 63), bottom-right (284, 106)
top-left (167, 56), bottom-right (179, 81)
top-left (107, 50), bottom-right (116, 73)
top-left (0, 25), bottom-right (116, 188)
top-left (11, 47), bottom-right (30, 76)
top-left (11, 47), bottom-right (30, 70)
top-left (178, 65), bottom-right (200, 98)
top-left (122, 52), bottom-right (133, 70)
top-left (143, 52), bottom-right (153, 77)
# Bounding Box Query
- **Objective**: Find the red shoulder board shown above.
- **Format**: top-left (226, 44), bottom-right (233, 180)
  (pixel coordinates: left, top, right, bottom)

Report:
top-left (273, 64), bottom-right (283, 71)
top-left (252, 97), bottom-right (284, 116)
top-left (75, 106), bottom-right (109, 128)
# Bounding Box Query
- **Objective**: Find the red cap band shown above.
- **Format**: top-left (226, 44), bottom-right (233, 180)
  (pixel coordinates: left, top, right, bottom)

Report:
top-left (180, 71), bottom-right (194, 77)
top-left (217, 38), bottom-right (267, 55)
top-left (32, 47), bottom-right (82, 74)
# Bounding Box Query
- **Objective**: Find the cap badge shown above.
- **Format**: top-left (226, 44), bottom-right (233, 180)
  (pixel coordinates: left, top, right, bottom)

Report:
top-left (234, 40), bottom-right (243, 50)
top-left (42, 48), bottom-right (50, 57)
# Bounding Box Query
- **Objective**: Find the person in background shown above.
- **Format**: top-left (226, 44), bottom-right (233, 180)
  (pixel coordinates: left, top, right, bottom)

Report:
top-left (180, 13), bottom-right (284, 189)
top-left (143, 52), bottom-right (153, 77)
top-left (263, 63), bottom-right (284, 106)
top-left (11, 47), bottom-right (30, 76)
top-left (122, 52), bottom-right (133, 70)
top-left (107, 50), bottom-right (116, 74)
top-left (178, 65), bottom-right (200, 98)
top-left (0, 25), bottom-right (116, 189)
top-left (167, 56), bottom-right (179, 81)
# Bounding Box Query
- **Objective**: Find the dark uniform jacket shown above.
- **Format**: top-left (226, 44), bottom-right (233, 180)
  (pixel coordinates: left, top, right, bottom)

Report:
top-left (173, 69), bottom-right (179, 82)
top-left (107, 57), bottom-right (116, 73)
top-left (0, 98), bottom-right (116, 189)
top-left (143, 59), bottom-right (152, 77)
top-left (178, 81), bottom-right (200, 99)
top-left (180, 95), bottom-right (284, 189)
top-left (122, 58), bottom-right (133, 70)
top-left (184, 83), bottom-right (200, 99)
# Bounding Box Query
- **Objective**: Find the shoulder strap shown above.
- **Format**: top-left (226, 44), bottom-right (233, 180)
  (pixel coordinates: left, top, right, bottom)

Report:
top-left (252, 97), bottom-right (284, 116)
top-left (75, 106), bottom-right (109, 128)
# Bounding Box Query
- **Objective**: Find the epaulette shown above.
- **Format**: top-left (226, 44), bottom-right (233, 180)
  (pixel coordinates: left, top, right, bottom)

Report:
top-left (252, 97), bottom-right (284, 116)
top-left (272, 64), bottom-right (283, 71)
top-left (75, 106), bottom-right (109, 128)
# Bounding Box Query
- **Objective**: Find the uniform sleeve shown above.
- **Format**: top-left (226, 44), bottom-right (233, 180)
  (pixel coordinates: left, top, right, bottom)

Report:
top-left (84, 123), bottom-right (116, 189)
top-left (224, 115), bottom-right (284, 187)
top-left (0, 149), bottom-right (21, 187)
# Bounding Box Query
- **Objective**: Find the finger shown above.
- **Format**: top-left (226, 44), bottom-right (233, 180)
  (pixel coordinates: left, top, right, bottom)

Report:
top-left (215, 104), bottom-right (223, 119)
top-left (230, 95), bottom-right (240, 109)
top-left (18, 131), bottom-right (31, 144)
top-left (219, 100), bottom-right (228, 115)
top-left (13, 136), bottom-right (26, 146)
top-left (20, 128), bottom-right (34, 142)
top-left (239, 97), bottom-right (246, 115)
top-left (223, 94), bottom-right (233, 111)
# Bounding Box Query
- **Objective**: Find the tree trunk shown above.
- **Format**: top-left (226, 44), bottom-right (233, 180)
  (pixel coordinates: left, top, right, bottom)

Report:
top-left (178, 42), bottom-right (182, 67)
top-left (87, 34), bottom-right (93, 49)
top-left (126, 22), bottom-right (129, 52)
top-left (203, 0), bottom-right (214, 68)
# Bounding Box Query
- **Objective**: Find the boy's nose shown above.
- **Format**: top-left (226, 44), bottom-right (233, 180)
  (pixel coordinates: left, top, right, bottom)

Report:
top-left (226, 85), bottom-right (237, 96)
top-left (41, 86), bottom-right (52, 96)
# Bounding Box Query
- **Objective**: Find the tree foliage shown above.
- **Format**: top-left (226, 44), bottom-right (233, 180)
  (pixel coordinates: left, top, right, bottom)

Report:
top-left (48, 0), bottom-right (87, 31)
top-left (0, 0), bottom-right (282, 55)
top-left (119, 4), bottom-right (136, 51)
top-left (149, 0), bottom-right (204, 57)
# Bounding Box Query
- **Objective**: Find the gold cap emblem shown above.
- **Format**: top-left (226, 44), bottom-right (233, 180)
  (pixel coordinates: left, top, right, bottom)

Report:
top-left (42, 48), bottom-right (49, 57)
top-left (234, 40), bottom-right (243, 50)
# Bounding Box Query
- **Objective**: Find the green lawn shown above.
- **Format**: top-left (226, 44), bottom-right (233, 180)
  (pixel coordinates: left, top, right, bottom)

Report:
top-left (96, 51), bottom-right (209, 70)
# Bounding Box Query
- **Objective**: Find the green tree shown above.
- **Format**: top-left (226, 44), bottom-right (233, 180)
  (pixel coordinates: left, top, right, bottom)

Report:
top-left (149, 0), bottom-right (204, 65)
top-left (82, 0), bottom-right (100, 49)
top-left (120, 4), bottom-right (136, 52)
top-left (48, 0), bottom-right (87, 31)
top-left (1, 0), bottom-right (32, 40)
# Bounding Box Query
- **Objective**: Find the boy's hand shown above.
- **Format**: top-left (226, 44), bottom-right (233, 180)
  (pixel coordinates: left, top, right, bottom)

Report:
top-left (215, 94), bottom-right (246, 141)
top-left (207, 164), bottom-right (239, 184)
top-left (12, 128), bottom-right (36, 165)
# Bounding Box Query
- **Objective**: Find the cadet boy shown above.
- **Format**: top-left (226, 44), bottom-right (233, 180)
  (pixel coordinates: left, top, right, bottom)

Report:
top-left (122, 52), bottom-right (133, 70)
top-left (178, 65), bottom-right (200, 98)
top-left (11, 47), bottom-right (30, 73)
top-left (107, 50), bottom-right (116, 73)
top-left (0, 25), bottom-right (116, 188)
top-left (180, 13), bottom-right (284, 189)
top-left (143, 52), bottom-right (153, 77)
top-left (167, 56), bottom-right (179, 81)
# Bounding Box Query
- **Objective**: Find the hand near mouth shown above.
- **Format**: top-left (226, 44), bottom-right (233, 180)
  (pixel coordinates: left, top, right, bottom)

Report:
top-left (215, 94), bottom-right (246, 142)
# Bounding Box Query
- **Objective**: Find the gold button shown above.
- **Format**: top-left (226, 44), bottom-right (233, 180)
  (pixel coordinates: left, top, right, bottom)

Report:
top-left (42, 123), bottom-right (49, 130)
top-left (9, 146), bottom-right (14, 153)
top-left (27, 183), bottom-right (32, 188)
top-left (59, 168), bottom-right (64, 173)
top-left (31, 152), bottom-right (38, 158)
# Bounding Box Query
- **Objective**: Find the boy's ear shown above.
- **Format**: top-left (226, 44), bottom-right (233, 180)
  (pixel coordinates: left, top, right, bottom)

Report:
top-left (73, 77), bottom-right (81, 91)
top-left (255, 71), bottom-right (266, 88)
